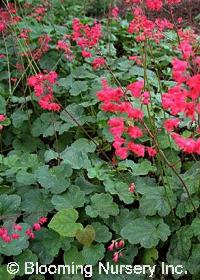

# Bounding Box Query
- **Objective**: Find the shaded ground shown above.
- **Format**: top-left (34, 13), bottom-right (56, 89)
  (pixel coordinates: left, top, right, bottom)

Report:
top-left (146, 0), bottom-right (200, 34)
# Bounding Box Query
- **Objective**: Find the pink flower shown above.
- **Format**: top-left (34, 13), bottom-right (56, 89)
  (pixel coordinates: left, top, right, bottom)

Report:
top-left (141, 91), bottom-right (150, 105)
top-left (39, 217), bottom-right (48, 224)
top-left (127, 126), bottom-right (143, 139)
top-left (113, 252), bottom-right (119, 263)
top-left (127, 142), bottom-right (145, 157)
top-left (146, 0), bottom-right (163, 11)
top-left (118, 240), bottom-right (125, 248)
top-left (179, 41), bottom-right (193, 59)
top-left (115, 147), bottom-right (128, 159)
top-left (13, 224), bottom-right (23, 231)
top-left (107, 241), bottom-right (115, 251)
top-left (81, 50), bottom-right (92, 58)
top-left (111, 7), bottom-right (119, 19)
top-left (0, 227), bottom-right (8, 236)
top-left (129, 183), bottom-right (135, 193)
top-left (0, 115), bottom-right (6, 122)
top-left (0, 22), bottom-right (6, 32)
top-left (127, 80), bottom-right (144, 98)
top-left (108, 118), bottom-right (125, 137)
top-left (146, 147), bottom-right (157, 157)
top-left (11, 233), bottom-right (20, 240)
top-left (113, 137), bottom-right (125, 149)
top-left (26, 228), bottom-right (35, 239)
top-left (2, 235), bottom-right (12, 243)
top-left (164, 119), bottom-right (180, 132)
top-left (92, 57), bottom-right (106, 70)
top-left (33, 223), bottom-right (41, 231)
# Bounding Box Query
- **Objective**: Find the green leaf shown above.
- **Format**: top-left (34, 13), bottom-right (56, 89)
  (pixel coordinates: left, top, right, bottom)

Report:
top-left (64, 247), bottom-right (85, 266)
top-left (61, 148), bottom-right (91, 170)
top-left (118, 160), bottom-right (156, 176)
top-left (71, 138), bottom-right (96, 153)
top-left (0, 194), bottom-right (21, 216)
top-left (44, 149), bottom-right (59, 162)
top-left (76, 225), bottom-right (95, 247)
top-left (60, 139), bottom-right (95, 170)
top-left (139, 187), bottom-right (176, 217)
top-left (92, 222), bottom-right (112, 243)
top-left (0, 266), bottom-right (14, 280)
top-left (142, 248), bottom-right (158, 265)
top-left (32, 113), bottom-right (62, 137)
top-left (30, 228), bottom-right (63, 264)
top-left (121, 217), bottom-right (170, 248)
top-left (58, 75), bottom-right (74, 90)
top-left (71, 65), bottom-right (97, 79)
top-left (187, 244), bottom-right (200, 275)
top-left (106, 209), bottom-right (138, 234)
top-left (14, 249), bottom-right (38, 276)
top-left (39, 51), bottom-right (60, 70)
top-left (167, 226), bottom-right (193, 267)
top-left (70, 81), bottom-right (88, 96)
top-left (0, 96), bottom-right (6, 114)
top-left (16, 170), bottom-right (36, 185)
top-left (51, 185), bottom-right (86, 210)
top-left (49, 209), bottom-right (83, 237)
top-left (21, 189), bottom-right (53, 215)
top-left (11, 110), bottom-right (31, 128)
top-left (35, 164), bottom-right (71, 194)
top-left (176, 196), bottom-right (199, 218)
top-left (157, 131), bottom-right (178, 150)
top-left (75, 176), bottom-right (103, 195)
top-left (103, 179), bottom-right (134, 204)
top-left (191, 217), bottom-right (200, 236)
top-left (60, 104), bottom-right (84, 127)
top-left (85, 193), bottom-right (119, 218)
top-left (82, 244), bottom-right (105, 265)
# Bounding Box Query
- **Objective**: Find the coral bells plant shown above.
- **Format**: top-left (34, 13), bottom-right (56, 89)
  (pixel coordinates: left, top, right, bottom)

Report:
top-left (0, 217), bottom-right (47, 244)
top-left (28, 71), bottom-right (61, 111)
top-left (96, 79), bottom-right (157, 159)
top-left (161, 41), bottom-right (200, 155)
top-left (72, 18), bottom-right (102, 58)
top-left (107, 239), bottom-right (125, 263)
top-left (0, 0), bottom-right (200, 278)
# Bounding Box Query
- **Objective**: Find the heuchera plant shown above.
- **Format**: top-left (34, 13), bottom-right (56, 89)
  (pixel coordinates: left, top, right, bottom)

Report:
top-left (0, 0), bottom-right (200, 278)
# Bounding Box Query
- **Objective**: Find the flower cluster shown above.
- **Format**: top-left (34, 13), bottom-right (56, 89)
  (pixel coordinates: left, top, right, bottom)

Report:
top-left (96, 80), bottom-right (157, 159)
top-left (125, 0), bottom-right (181, 11)
top-left (128, 7), bottom-right (174, 43)
top-left (162, 36), bottom-right (200, 154)
top-left (72, 18), bottom-right (102, 58)
top-left (0, 217), bottom-right (47, 243)
top-left (33, 34), bottom-right (51, 60)
top-left (56, 36), bottom-right (74, 61)
top-left (30, 4), bottom-right (48, 21)
top-left (92, 57), bottom-right (106, 70)
top-left (28, 71), bottom-right (61, 111)
top-left (107, 239), bottom-right (125, 263)
top-left (111, 7), bottom-right (119, 20)
top-left (25, 217), bottom-right (47, 239)
top-left (0, 3), bottom-right (21, 33)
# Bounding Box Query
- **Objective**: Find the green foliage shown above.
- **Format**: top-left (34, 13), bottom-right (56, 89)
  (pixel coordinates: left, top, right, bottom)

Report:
top-left (85, 193), bottom-right (119, 218)
top-left (0, 1), bottom-right (199, 279)
top-left (121, 217), bottom-right (170, 248)
top-left (49, 209), bottom-right (83, 237)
